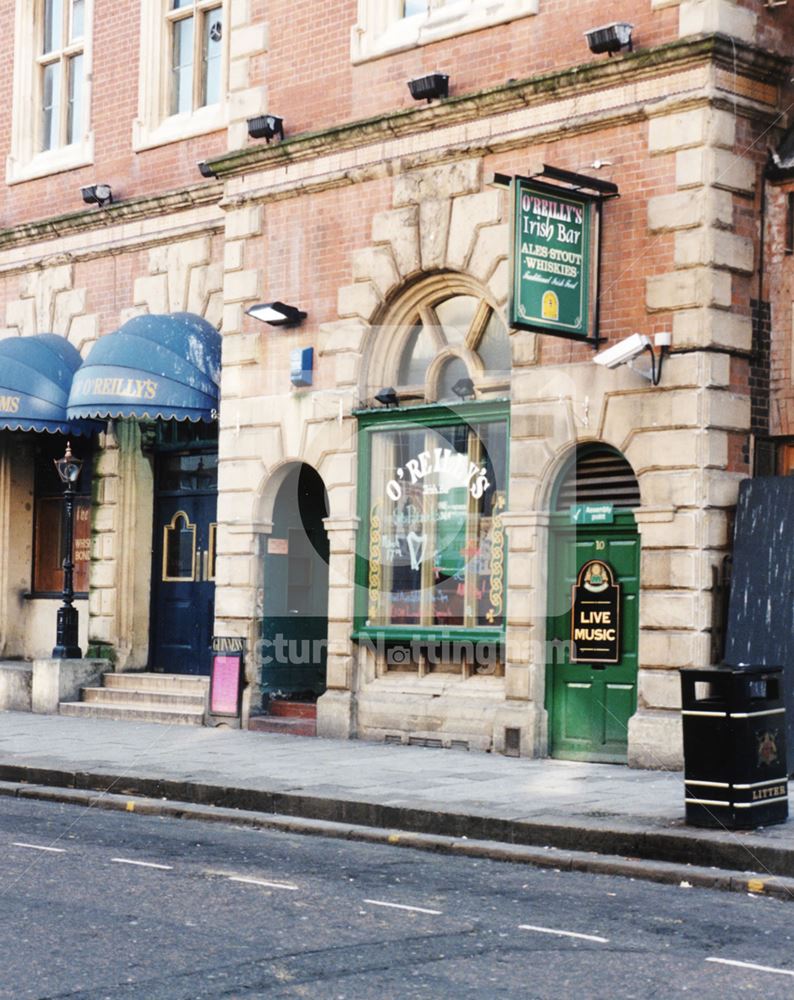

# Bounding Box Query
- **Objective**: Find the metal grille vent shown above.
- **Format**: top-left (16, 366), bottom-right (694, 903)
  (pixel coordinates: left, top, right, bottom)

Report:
top-left (555, 449), bottom-right (640, 511)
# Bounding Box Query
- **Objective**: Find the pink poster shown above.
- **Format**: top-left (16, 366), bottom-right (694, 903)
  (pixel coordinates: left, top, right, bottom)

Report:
top-left (210, 654), bottom-right (241, 715)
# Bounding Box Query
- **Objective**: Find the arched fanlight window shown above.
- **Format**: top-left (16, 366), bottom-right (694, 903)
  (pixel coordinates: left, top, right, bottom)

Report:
top-left (390, 285), bottom-right (510, 404)
top-left (553, 446), bottom-right (641, 512)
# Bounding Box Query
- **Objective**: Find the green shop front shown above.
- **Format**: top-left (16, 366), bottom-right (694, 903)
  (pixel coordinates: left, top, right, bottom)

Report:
top-left (352, 399), bottom-right (509, 745)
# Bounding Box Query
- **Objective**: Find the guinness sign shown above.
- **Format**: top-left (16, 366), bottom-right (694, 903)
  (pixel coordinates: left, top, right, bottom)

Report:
top-left (571, 560), bottom-right (621, 664)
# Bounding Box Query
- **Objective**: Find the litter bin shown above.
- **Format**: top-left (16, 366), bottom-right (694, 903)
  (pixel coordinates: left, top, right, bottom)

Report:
top-left (680, 666), bottom-right (789, 829)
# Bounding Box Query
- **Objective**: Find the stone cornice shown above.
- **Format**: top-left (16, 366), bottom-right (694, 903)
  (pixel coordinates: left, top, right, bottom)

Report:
top-left (0, 181), bottom-right (223, 255)
top-left (208, 35), bottom-right (790, 181)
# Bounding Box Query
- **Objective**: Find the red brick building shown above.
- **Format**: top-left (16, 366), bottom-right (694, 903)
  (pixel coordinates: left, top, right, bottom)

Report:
top-left (0, 0), bottom-right (791, 767)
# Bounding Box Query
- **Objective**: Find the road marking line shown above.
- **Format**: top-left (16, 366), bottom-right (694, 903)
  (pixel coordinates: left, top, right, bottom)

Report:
top-left (12, 842), bottom-right (66, 853)
top-left (228, 876), bottom-right (299, 891)
top-left (706, 958), bottom-right (794, 978)
top-left (363, 899), bottom-right (442, 915)
top-left (519, 924), bottom-right (609, 944)
top-left (111, 858), bottom-right (173, 870)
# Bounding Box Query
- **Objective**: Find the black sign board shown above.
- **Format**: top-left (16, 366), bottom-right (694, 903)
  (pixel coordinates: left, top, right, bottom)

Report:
top-left (725, 477), bottom-right (794, 765)
top-left (211, 635), bottom-right (246, 653)
top-left (570, 560), bottom-right (621, 664)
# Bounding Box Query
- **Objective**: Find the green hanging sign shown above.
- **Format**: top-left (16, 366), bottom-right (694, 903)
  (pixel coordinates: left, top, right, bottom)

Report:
top-left (511, 178), bottom-right (594, 340)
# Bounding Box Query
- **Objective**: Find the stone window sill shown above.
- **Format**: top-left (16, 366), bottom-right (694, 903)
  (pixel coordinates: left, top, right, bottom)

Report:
top-left (352, 0), bottom-right (539, 64)
top-left (6, 135), bottom-right (95, 185)
top-left (133, 104), bottom-right (228, 153)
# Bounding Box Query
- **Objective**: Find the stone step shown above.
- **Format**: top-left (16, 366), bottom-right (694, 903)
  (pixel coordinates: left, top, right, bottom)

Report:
top-left (268, 700), bottom-right (317, 719)
top-left (102, 672), bottom-right (209, 695)
top-left (248, 715), bottom-right (317, 738)
top-left (59, 701), bottom-right (205, 726)
top-left (82, 687), bottom-right (206, 709)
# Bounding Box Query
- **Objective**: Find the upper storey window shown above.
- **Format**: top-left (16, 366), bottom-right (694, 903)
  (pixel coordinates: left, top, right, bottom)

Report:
top-left (39, 0), bottom-right (85, 151)
top-left (167, 0), bottom-right (224, 116)
top-left (134, 0), bottom-right (228, 151)
top-left (351, 0), bottom-right (539, 64)
top-left (7, 0), bottom-right (93, 183)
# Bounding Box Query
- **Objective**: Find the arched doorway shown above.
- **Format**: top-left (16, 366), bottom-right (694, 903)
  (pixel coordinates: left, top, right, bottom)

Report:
top-left (546, 446), bottom-right (641, 763)
top-left (261, 464), bottom-right (330, 702)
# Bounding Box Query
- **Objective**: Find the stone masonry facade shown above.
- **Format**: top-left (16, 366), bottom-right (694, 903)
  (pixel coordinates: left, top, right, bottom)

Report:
top-left (0, 1), bottom-right (791, 766)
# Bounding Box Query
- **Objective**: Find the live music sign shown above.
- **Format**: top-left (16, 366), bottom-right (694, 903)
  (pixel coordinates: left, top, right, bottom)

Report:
top-left (570, 560), bottom-right (621, 665)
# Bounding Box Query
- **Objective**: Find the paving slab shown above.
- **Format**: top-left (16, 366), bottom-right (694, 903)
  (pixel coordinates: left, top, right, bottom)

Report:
top-left (1, 710), bottom-right (793, 879)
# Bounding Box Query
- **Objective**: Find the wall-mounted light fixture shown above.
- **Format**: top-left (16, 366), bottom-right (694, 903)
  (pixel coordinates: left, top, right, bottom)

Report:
top-left (247, 114), bottom-right (284, 142)
top-left (407, 73), bottom-right (449, 103)
top-left (593, 332), bottom-right (670, 385)
top-left (451, 377), bottom-right (476, 400)
top-left (197, 161), bottom-right (217, 178)
top-left (81, 184), bottom-right (113, 207)
top-left (584, 22), bottom-right (633, 55)
top-left (246, 302), bottom-right (307, 327)
top-left (375, 387), bottom-right (399, 407)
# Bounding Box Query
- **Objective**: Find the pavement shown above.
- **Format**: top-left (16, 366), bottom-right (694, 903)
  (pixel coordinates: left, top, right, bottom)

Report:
top-left (1, 710), bottom-right (794, 898)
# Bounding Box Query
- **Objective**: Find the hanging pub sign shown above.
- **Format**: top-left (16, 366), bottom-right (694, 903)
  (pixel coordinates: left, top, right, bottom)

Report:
top-left (511, 177), bottom-right (596, 341)
top-left (570, 560), bottom-right (621, 664)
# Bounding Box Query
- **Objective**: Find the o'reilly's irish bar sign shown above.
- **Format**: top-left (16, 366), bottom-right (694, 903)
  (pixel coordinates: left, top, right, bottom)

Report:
top-left (570, 560), bottom-right (621, 664)
top-left (511, 178), bottom-right (594, 339)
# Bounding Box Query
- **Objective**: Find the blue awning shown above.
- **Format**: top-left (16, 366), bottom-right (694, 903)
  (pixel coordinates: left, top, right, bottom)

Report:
top-left (67, 312), bottom-right (221, 422)
top-left (0, 333), bottom-right (91, 434)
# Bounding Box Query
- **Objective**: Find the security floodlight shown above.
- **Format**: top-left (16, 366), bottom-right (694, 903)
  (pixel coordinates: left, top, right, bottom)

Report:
top-left (451, 377), bottom-right (476, 399)
top-left (81, 183), bottom-right (113, 207)
top-left (584, 22), bottom-right (633, 55)
top-left (593, 332), bottom-right (670, 385)
top-left (247, 115), bottom-right (284, 142)
top-left (246, 302), bottom-right (306, 327)
top-left (375, 387), bottom-right (399, 407)
top-left (407, 73), bottom-right (449, 103)
top-left (197, 161), bottom-right (216, 178)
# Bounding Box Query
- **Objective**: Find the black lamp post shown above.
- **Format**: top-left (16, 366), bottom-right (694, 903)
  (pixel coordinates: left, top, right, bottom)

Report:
top-left (52, 441), bottom-right (83, 659)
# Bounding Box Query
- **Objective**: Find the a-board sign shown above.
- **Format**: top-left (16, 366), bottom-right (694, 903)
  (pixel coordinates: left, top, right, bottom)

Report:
top-left (570, 560), bottom-right (621, 664)
top-left (210, 651), bottom-right (243, 716)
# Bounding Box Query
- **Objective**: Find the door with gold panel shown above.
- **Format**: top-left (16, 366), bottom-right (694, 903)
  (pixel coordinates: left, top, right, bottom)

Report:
top-left (150, 450), bottom-right (217, 675)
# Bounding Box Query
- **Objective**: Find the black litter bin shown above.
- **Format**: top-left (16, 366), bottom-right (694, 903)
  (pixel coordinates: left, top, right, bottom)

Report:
top-left (680, 666), bottom-right (789, 829)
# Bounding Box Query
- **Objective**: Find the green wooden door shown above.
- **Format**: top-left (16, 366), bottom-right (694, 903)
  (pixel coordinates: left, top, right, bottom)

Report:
top-left (546, 514), bottom-right (640, 762)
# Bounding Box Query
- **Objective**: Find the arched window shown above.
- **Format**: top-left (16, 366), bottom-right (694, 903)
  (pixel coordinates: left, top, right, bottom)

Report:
top-left (358, 279), bottom-right (510, 674)
top-left (383, 282), bottom-right (510, 405)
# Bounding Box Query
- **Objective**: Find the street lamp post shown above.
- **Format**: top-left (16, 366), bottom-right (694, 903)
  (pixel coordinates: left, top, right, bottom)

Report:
top-left (52, 441), bottom-right (83, 659)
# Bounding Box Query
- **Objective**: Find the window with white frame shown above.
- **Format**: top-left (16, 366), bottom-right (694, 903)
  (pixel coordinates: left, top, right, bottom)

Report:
top-left (134, 0), bottom-right (228, 151)
top-left (7, 0), bottom-right (93, 183)
top-left (167, 0), bottom-right (224, 116)
top-left (39, 0), bottom-right (85, 151)
top-left (351, 0), bottom-right (539, 64)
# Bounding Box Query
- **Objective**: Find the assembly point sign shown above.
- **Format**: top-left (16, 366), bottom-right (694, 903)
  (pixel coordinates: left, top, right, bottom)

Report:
top-left (511, 178), bottom-right (593, 339)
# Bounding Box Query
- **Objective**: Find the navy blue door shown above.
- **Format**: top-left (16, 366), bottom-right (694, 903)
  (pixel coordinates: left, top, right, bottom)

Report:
top-left (150, 451), bottom-right (217, 675)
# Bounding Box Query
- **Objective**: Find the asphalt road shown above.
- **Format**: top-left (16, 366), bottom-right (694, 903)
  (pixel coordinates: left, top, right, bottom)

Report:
top-left (1, 797), bottom-right (793, 999)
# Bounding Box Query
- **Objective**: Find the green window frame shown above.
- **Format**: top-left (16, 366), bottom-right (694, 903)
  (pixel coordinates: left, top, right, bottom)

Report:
top-left (354, 398), bottom-right (509, 646)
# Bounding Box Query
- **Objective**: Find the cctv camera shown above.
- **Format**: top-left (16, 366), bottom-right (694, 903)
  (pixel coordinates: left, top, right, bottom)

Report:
top-left (593, 333), bottom-right (651, 370)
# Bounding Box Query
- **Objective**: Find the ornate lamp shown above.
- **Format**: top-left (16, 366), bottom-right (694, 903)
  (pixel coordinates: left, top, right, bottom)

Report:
top-left (52, 442), bottom-right (83, 659)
